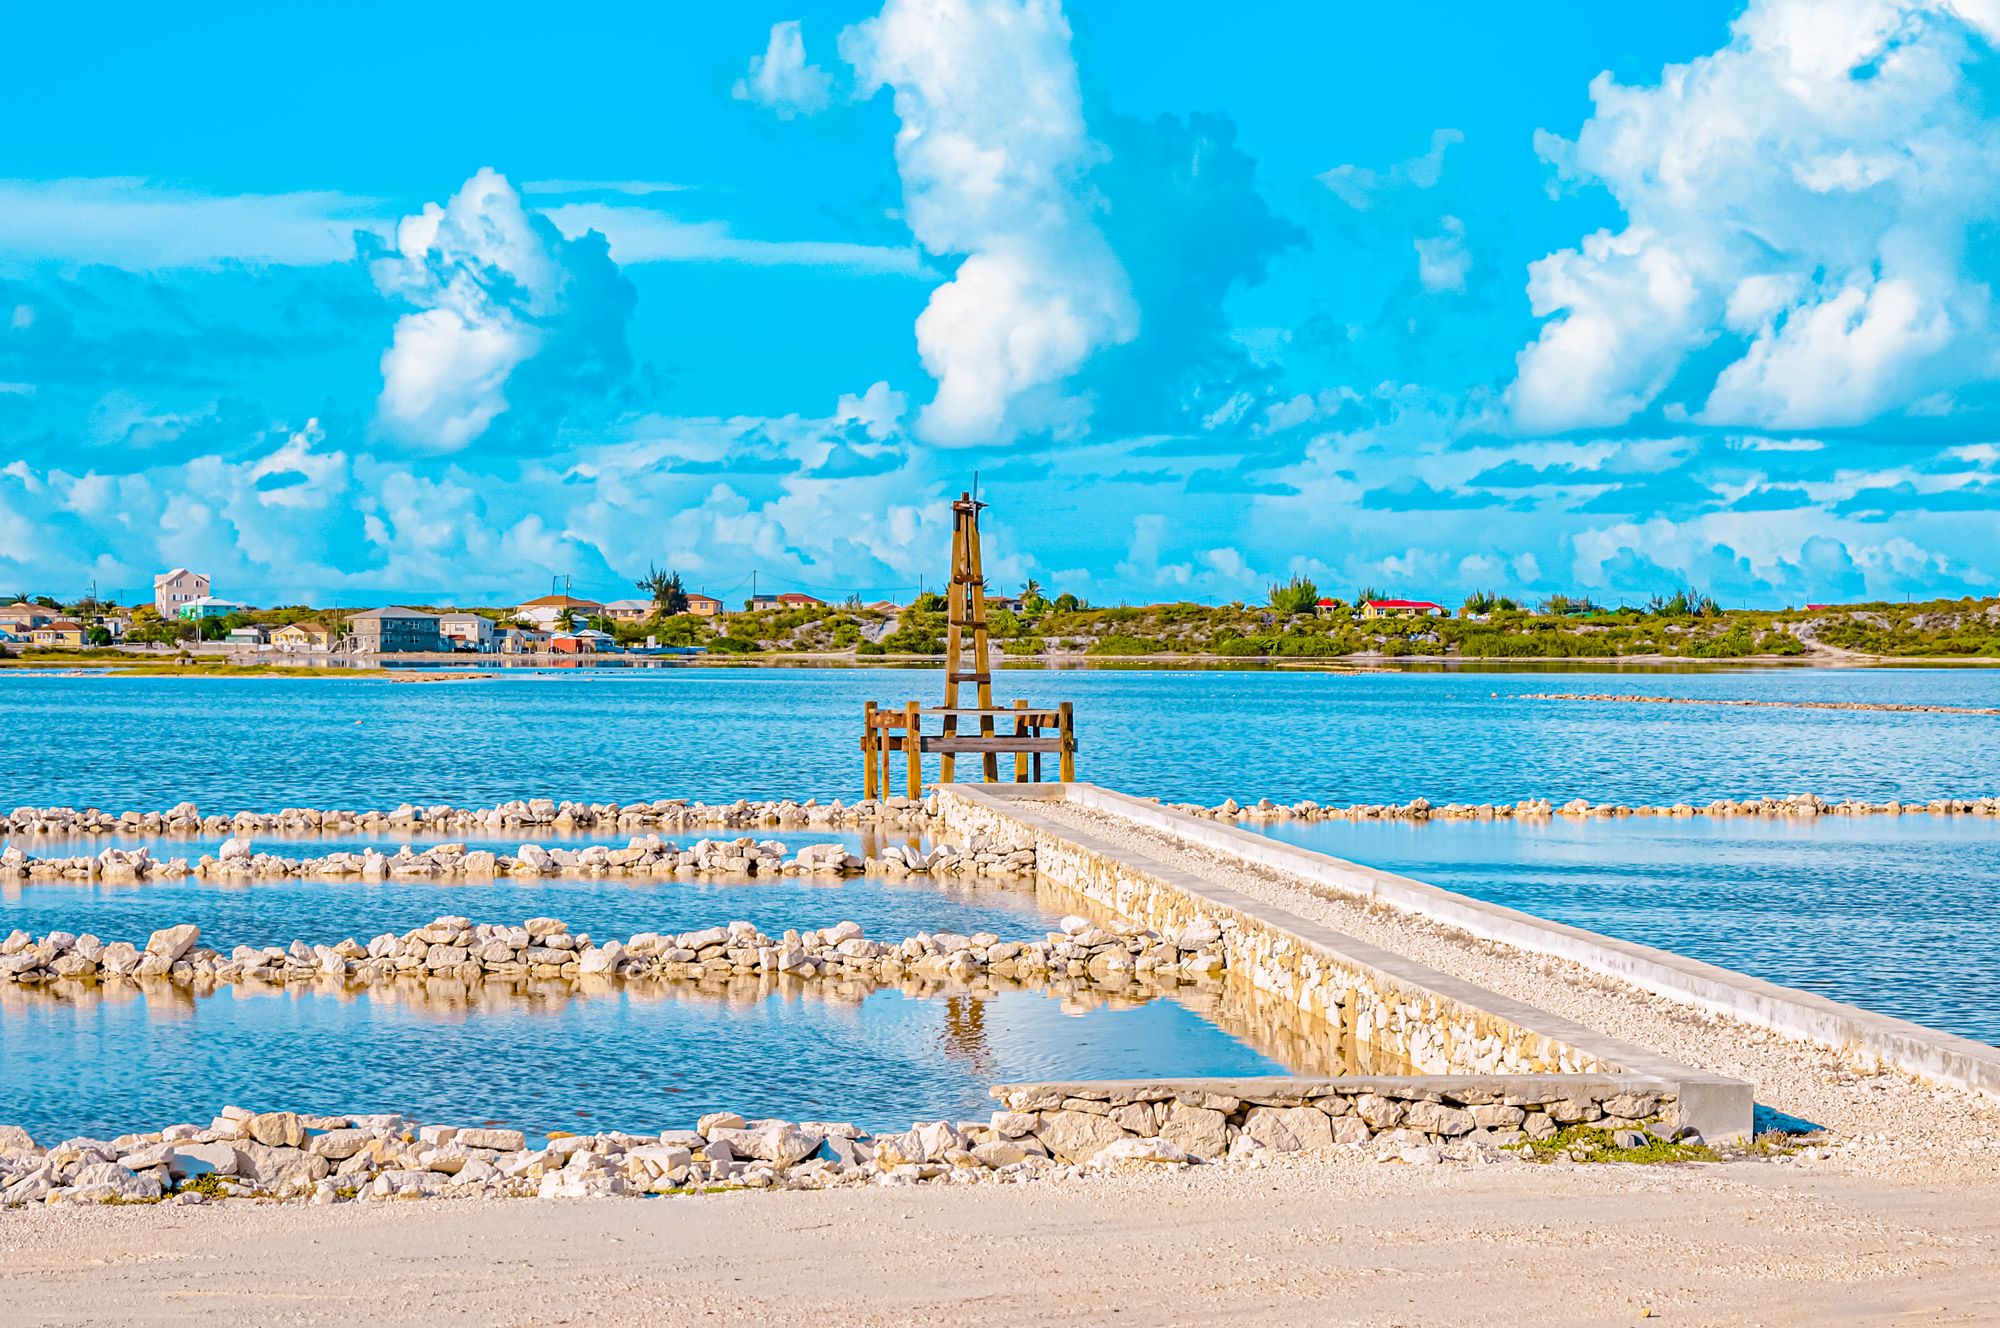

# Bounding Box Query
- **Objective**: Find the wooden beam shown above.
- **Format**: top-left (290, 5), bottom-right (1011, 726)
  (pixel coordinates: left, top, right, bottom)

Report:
top-left (919, 735), bottom-right (1063, 755)
top-left (904, 700), bottom-right (923, 799)
top-left (862, 701), bottom-right (879, 802)
top-left (1013, 698), bottom-right (1029, 783)
top-left (1059, 701), bottom-right (1075, 783)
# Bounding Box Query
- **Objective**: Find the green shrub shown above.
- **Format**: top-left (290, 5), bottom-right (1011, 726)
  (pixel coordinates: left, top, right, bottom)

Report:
top-left (1087, 634), bottom-right (1159, 656)
top-left (1268, 576), bottom-right (1320, 616)
top-left (709, 635), bottom-right (758, 654)
top-left (1003, 636), bottom-right (1045, 656)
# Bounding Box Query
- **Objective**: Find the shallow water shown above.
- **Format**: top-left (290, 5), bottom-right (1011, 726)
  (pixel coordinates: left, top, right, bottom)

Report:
top-left (1251, 815), bottom-right (2000, 1044)
top-left (9, 827), bottom-right (919, 861)
top-left (0, 981), bottom-right (1289, 1142)
top-left (0, 872), bottom-right (1052, 953)
top-left (2, 665), bottom-right (1995, 808)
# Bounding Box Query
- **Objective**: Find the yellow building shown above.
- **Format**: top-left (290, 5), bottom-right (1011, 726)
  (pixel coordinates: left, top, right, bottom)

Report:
top-left (1360, 598), bottom-right (1447, 621)
top-left (273, 621), bottom-right (333, 651)
top-left (30, 620), bottom-right (86, 648)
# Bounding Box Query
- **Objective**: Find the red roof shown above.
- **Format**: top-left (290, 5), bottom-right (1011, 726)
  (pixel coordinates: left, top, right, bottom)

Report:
top-left (1315, 597), bottom-right (1339, 607)
top-left (1366, 598), bottom-right (1445, 610)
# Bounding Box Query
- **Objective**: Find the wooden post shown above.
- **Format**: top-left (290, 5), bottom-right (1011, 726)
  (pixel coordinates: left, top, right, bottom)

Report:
top-left (862, 701), bottom-right (879, 801)
top-left (1059, 702), bottom-right (1075, 783)
top-left (1013, 698), bottom-right (1029, 783)
top-left (965, 498), bottom-right (997, 781)
top-left (879, 711), bottom-right (893, 800)
top-left (904, 700), bottom-right (922, 799)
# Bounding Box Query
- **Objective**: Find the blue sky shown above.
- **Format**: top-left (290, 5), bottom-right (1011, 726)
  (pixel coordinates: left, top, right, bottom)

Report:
top-left (3, 0), bottom-right (1997, 609)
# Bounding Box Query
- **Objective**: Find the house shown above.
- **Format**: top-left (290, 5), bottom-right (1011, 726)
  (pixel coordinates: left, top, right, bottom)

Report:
top-left (498, 627), bottom-right (551, 655)
top-left (0, 603), bottom-right (52, 635)
top-left (347, 607), bottom-right (444, 654)
top-left (550, 628), bottom-right (617, 655)
top-left (438, 612), bottom-right (496, 652)
top-left (602, 598), bottom-right (654, 623)
top-left (747, 594), bottom-right (781, 611)
top-left (985, 594), bottom-right (1024, 613)
top-left (226, 625), bottom-right (268, 647)
top-left (176, 596), bottom-right (247, 621)
top-left (514, 593), bottom-right (604, 630)
top-left (153, 568), bottom-right (210, 618)
top-left (684, 593), bottom-right (722, 618)
top-left (272, 622), bottom-right (332, 652)
top-left (1360, 598), bottom-right (1447, 621)
top-left (777, 593), bottom-right (822, 608)
top-left (1314, 597), bottom-right (1344, 618)
top-left (30, 620), bottom-right (85, 648)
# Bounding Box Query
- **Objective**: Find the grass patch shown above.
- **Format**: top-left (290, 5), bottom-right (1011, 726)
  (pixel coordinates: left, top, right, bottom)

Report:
top-left (1504, 1125), bottom-right (1718, 1165)
top-left (174, 1171), bottom-right (230, 1198)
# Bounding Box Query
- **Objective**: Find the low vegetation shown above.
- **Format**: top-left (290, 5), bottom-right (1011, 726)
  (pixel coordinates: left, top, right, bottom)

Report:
top-left (9, 582), bottom-right (1999, 665)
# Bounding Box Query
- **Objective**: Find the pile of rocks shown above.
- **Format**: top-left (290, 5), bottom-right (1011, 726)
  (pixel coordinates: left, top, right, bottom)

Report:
top-left (988, 1079), bottom-right (1688, 1166)
top-left (0, 913), bottom-right (1230, 990)
top-left (1, 796), bottom-right (937, 841)
top-left (0, 1076), bottom-right (1692, 1207)
top-left (0, 833), bottom-right (1037, 884)
top-left (1180, 791), bottom-right (2000, 823)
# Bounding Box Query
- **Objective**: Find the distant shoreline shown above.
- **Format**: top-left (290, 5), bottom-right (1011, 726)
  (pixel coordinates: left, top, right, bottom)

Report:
top-left (1, 647), bottom-right (1997, 678)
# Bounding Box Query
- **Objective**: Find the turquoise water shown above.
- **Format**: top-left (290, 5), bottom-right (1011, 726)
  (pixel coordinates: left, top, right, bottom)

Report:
top-left (3, 665), bottom-right (1995, 1135)
top-left (1, 666), bottom-right (1994, 808)
top-left (0, 982), bottom-right (1286, 1142)
top-left (1251, 816), bottom-right (2000, 1044)
top-left (0, 872), bottom-right (1053, 952)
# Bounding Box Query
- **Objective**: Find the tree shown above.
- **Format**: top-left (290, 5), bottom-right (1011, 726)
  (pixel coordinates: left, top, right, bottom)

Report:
top-left (1020, 578), bottom-right (1050, 613)
top-left (1052, 592), bottom-right (1081, 613)
top-left (1354, 585), bottom-right (1385, 607)
top-left (1647, 587), bottom-right (1720, 617)
top-left (1461, 590), bottom-right (1499, 617)
top-left (637, 564), bottom-right (689, 616)
top-left (86, 625), bottom-right (112, 647)
top-left (1269, 576), bottom-right (1321, 616)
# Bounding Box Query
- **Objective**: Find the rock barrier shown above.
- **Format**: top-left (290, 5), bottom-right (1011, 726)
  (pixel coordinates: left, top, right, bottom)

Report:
top-left (1183, 791), bottom-right (2000, 823)
top-left (0, 1077), bottom-right (1691, 1206)
top-left (0, 834), bottom-right (1035, 884)
top-left (1, 796), bottom-right (934, 840)
top-left (1526, 691), bottom-right (2000, 717)
top-left (0, 913), bottom-right (1228, 988)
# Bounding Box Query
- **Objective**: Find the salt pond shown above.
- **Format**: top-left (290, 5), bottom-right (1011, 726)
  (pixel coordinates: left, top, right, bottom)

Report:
top-left (3, 665), bottom-right (1996, 808)
top-left (0, 980), bottom-right (1288, 1143)
top-left (0, 871), bottom-right (1051, 954)
top-left (1252, 814), bottom-right (2000, 1044)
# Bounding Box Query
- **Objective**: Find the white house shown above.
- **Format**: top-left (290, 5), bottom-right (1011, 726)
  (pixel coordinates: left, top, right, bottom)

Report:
top-left (154, 568), bottom-right (210, 618)
top-left (514, 594), bottom-right (603, 630)
top-left (439, 611), bottom-right (497, 652)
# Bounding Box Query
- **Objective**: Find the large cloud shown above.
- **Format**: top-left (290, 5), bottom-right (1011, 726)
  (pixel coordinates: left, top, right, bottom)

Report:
top-left (1509, 0), bottom-right (2000, 434)
top-left (842, 0), bottom-right (1136, 445)
top-left (372, 169), bottom-right (635, 452)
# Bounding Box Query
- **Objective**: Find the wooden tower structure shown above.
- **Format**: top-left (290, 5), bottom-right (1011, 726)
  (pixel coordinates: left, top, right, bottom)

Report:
top-left (860, 492), bottom-right (1075, 800)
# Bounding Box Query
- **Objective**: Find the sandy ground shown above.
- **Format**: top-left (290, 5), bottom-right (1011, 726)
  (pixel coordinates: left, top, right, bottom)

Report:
top-left (4, 1149), bottom-right (1999, 1327)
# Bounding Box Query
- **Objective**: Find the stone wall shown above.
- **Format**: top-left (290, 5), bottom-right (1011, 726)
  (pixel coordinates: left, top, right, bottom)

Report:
top-left (937, 788), bottom-right (1607, 1078)
top-left (989, 1076), bottom-right (1688, 1159)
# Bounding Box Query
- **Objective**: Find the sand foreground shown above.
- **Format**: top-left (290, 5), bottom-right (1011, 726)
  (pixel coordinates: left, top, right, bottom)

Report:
top-left (5, 1148), bottom-right (1999, 1328)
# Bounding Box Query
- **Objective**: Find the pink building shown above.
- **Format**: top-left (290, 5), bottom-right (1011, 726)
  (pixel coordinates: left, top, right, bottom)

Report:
top-left (153, 568), bottom-right (210, 618)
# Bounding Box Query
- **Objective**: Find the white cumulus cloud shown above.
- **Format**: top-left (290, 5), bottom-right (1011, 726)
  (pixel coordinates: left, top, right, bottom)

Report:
top-left (842, 0), bottom-right (1137, 446)
top-left (734, 21), bottom-right (835, 118)
top-left (1509, 0), bottom-right (2000, 433)
top-left (373, 169), bottom-right (632, 452)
